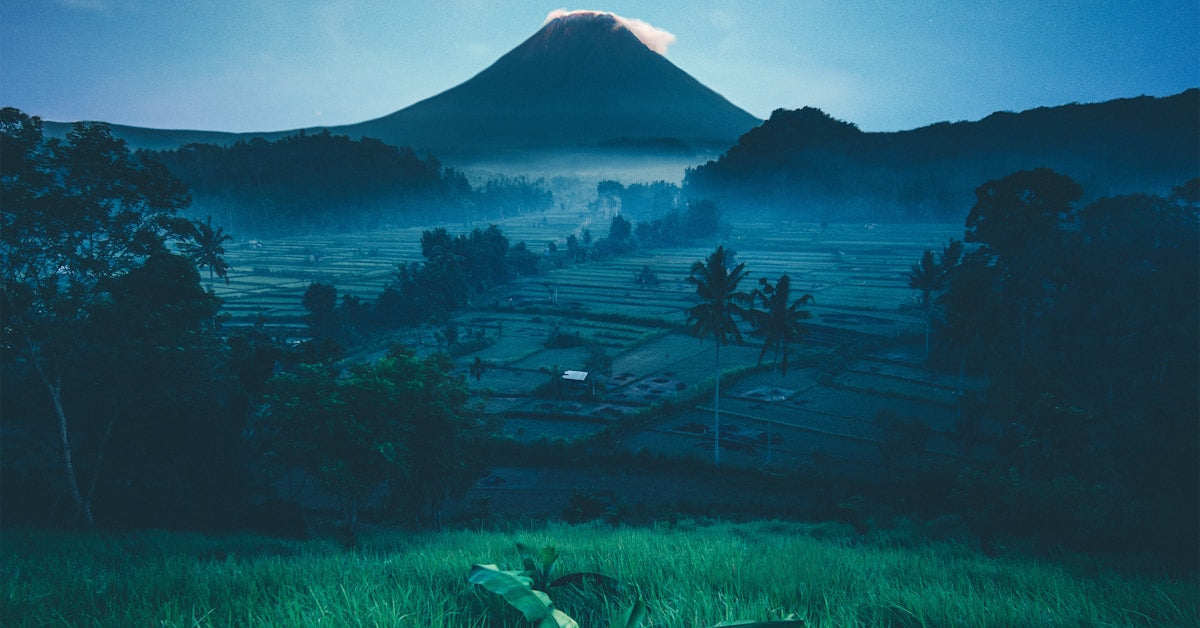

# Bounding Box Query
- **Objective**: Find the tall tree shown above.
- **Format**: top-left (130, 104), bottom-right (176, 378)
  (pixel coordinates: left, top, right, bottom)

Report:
top-left (905, 249), bottom-right (945, 359)
top-left (83, 253), bottom-right (240, 529)
top-left (302, 282), bottom-right (340, 339)
top-left (964, 168), bottom-right (1081, 358)
top-left (748, 274), bottom-right (813, 463)
top-left (685, 245), bottom-right (749, 466)
top-left (180, 215), bottom-right (233, 290)
top-left (1, 109), bottom-right (190, 527)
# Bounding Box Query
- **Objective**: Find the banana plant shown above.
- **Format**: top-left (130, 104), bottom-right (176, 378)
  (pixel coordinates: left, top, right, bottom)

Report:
top-left (468, 544), bottom-right (806, 627)
top-left (467, 563), bottom-right (580, 628)
top-left (469, 543), bottom-right (627, 627)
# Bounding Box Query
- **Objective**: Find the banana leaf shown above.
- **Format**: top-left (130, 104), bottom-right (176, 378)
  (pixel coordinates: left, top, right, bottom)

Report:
top-left (609, 599), bottom-right (650, 628)
top-left (468, 564), bottom-right (580, 628)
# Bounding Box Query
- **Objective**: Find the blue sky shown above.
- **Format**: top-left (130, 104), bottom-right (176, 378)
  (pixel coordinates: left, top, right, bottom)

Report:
top-left (2, 1), bottom-right (1196, 133)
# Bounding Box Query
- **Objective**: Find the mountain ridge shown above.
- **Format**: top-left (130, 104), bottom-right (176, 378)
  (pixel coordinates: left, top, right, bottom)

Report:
top-left (684, 89), bottom-right (1199, 221)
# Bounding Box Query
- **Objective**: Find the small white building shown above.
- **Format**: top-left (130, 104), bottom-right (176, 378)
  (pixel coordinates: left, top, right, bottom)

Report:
top-left (561, 370), bottom-right (594, 395)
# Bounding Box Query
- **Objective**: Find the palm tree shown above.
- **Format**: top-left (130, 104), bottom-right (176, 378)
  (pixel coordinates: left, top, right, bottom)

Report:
top-left (749, 274), bottom-right (813, 464)
top-left (181, 215), bottom-right (233, 291)
top-left (685, 245), bottom-right (749, 466)
top-left (905, 249), bottom-right (945, 359)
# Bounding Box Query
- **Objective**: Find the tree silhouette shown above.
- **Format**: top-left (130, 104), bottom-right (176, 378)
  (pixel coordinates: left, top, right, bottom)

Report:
top-left (1, 109), bottom-right (191, 526)
top-left (965, 169), bottom-right (1081, 358)
top-left (685, 245), bottom-right (749, 466)
top-left (748, 274), bottom-right (813, 463)
top-left (180, 215), bottom-right (233, 291)
top-left (905, 249), bottom-right (945, 359)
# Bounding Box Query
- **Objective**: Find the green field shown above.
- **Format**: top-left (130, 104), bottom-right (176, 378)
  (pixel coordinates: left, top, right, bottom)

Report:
top-left (4, 522), bottom-right (1195, 627)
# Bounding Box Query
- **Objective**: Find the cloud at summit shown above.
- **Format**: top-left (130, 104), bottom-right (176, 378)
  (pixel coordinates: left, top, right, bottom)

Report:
top-left (544, 9), bottom-right (677, 55)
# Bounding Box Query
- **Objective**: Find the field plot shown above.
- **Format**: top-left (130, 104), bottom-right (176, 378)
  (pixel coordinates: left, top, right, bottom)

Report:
top-left (210, 210), bottom-right (593, 330)
top-left (210, 218), bottom-right (981, 482)
top-left (212, 228), bottom-right (426, 329)
top-left (441, 221), bottom-right (988, 485)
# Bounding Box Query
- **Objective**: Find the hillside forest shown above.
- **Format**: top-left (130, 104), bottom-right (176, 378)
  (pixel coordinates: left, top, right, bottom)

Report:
top-left (149, 131), bottom-right (555, 235)
top-left (1, 106), bottom-right (1197, 572)
top-left (685, 90), bottom-right (1199, 222)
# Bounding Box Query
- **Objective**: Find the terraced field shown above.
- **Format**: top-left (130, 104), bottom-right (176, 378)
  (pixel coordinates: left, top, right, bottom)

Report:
top-left (213, 215), bottom-right (981, 510)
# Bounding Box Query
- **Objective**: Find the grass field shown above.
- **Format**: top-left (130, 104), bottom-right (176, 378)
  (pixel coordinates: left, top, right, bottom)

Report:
top-left (4, 522), bottom-right (1195, 627)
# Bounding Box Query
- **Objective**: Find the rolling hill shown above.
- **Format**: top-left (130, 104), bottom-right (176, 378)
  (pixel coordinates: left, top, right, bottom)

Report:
top-left (684, 89), bottom-right (1200, 221)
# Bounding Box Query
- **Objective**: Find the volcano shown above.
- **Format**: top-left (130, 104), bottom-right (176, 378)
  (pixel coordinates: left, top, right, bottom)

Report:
top-left (44, 12), bottom-right (760, 159)
top-left (329, 11), bottom-right (761, 156)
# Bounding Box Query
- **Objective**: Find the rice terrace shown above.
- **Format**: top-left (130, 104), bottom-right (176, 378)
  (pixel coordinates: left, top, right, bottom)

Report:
top-left (213, 216), bottom-right (973, 490)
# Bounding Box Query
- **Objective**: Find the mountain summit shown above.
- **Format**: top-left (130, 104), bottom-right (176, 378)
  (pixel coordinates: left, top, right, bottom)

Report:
top-left (332, 11), bottom-right (761, 156)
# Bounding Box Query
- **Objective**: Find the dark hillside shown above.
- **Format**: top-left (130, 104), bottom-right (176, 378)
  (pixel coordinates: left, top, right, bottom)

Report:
top-left (685, 90), bottom-right (1200, 221)
top-left (150, 131), bottom-right (552, 235)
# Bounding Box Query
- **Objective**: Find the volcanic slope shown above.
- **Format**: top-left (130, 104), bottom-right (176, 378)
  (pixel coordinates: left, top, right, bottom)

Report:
top-left (334, 12), bottom-right (761, 156)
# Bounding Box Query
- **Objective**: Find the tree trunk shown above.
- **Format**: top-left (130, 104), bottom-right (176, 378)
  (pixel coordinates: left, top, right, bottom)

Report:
top-left (767, 363), bottom-right (777, 465)
top-left (27, 341), bottom-right (93, 527)
top-left (84, 420), bottom-right (114, 513)
top-left (713, 342), bottom-right (721, 467)
top-left (923, 304), bottom-right (931, 361)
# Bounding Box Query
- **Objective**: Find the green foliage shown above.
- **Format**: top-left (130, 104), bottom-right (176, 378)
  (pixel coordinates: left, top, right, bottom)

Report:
top-left (385, 225), bottom-right (538, 325)
top-left (544, 319), bottom-right (586, 349)
top-left (686, 246), bottom-right (750, 347)
top-left (608, 215), bottom-right (633, 252)
top-left (177, 214), bottom-right (233, 289)
top-left (258, 347), bottom-right (486, 526)
top-left (747, 274), bottom-right (813, 377)
top-left (934, 171), bottom-right (1199, 557)
top-left (471, 543), bottom-right (633, 627)
top-left (301, 282), bottom-right (339, 338)
top-left (468, 563), bottom-right (580, 628)
top-left (633, 264), bottom-right (659, 285)
top-left (78, 254), bottom-right (242, 528)
top-left (581, 343), bottom-right (614, 379)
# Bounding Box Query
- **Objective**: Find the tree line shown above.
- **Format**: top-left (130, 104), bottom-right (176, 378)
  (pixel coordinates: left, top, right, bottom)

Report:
top-left (149, 130), bottom-right (554, 235)
top-left (909, 169), bottom-right (1198, 558)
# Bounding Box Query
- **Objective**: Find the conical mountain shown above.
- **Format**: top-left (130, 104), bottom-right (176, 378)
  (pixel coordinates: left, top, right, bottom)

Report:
top-left (332, 12), bottom-right (761, 155)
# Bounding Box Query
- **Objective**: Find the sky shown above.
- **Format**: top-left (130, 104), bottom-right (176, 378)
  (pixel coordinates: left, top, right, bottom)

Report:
top-left (2, 1), bottom-right (1197, 134)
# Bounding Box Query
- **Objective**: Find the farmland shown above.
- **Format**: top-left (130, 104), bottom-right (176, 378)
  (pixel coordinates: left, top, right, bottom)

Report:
top-left (212, 212), bottom-right (981, 515)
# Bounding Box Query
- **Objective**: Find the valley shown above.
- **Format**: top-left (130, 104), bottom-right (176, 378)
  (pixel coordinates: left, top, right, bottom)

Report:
top-left (213, 215), bottom-right (981, 520)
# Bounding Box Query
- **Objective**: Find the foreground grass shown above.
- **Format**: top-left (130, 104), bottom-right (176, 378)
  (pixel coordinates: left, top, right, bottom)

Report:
top-left (3, 520), bottom-right (1196, 626)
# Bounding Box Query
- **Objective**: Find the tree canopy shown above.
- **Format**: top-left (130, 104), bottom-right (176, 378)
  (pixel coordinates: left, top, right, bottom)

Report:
top-left (0, 108), bottom-right (243, 528)
top-left (258, 347), bottom-right (486, 528)
top-left (929, 171), bottom-right (1199, 555)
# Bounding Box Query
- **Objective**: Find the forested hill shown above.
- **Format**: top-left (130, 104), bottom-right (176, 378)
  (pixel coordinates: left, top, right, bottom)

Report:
top-left (684, 89), bottom-right (1200, 222)
top-left (148, 131), bottom-right (553, 236)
